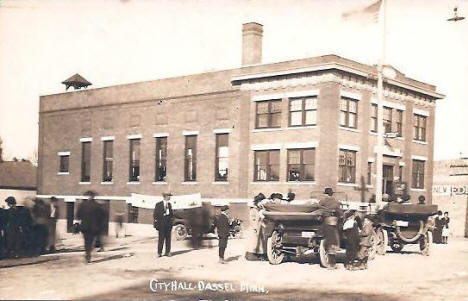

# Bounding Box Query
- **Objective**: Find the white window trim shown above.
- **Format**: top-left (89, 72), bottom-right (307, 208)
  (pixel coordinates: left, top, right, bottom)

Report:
top-left (252, 128), bottom-right (283, 133)
top-left (101, 182), bottom-right (114, 185)
top-left (339, 144), bottom-right (360, 152)
top-left (413, 108), bottom-right (430, 117)
top-left (285, 125), bottom-right (317, 131)
top-left (127, 134), bottom-right (142, 140)
top-left (287, 181), bottom-right (317, 185)
top-left (182, 182), bottom-right (199, 185)
top-left (152, 182), bottom-right (168, 185)
top-left (79, 137), bottom-right (92, 142)
top-left (341, 91), bottom-right (361, 100)
top-left (411, 188), bottom-right (426, 192)
top-left (79, 182), bottom-right (91, 185)
top-left (412, 140), bottom-right (428, 145)
top-left (251, 144), bottom-right (282, 151)
top-left (252, 93), bottom-right (283, 102)
top-left (399, 162), bottom-right (406, 166)
top-left (57, 172), bottom-right (69, 175)
top-left (101, 136), bottom-right (115, 141)
top-left (127, 181), bottom-right (141, 185)
top-left (368, 158), bottom-right (375, 163)
top-left (412, 155), bottom-right (428, 161)
top-left (58, 151), bottom-right (70, 156)
top-left (339, 126), bottom-right (361, 133)
top-left (153, 132), bottom-right (169, 138)
top-left (286, 89), bottom-right (319, 98)
top-left (337, 182), bottom-right (358, 187)
top-left (285, 142), bottom-right (318, 149)
top-left (213, 129), bottom-right (232, 134)
top-left (212, 182), bottom-right (230, 185)
top-left (183, 130), bottom-right (199, 136)
top-left (371, 98), bottom-right (406, 111)
top-left (250, 182), bottom-right (283, 185)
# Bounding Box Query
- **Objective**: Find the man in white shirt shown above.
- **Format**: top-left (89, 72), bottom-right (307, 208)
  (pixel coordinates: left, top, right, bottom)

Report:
top-left (153, 192), bottom-right (174, 257)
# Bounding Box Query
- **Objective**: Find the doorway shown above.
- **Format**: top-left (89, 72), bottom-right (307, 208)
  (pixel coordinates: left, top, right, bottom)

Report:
top-left (66, 202), bottom-right (75, 233)
top-left (383, 165), bottom-right (394, 195)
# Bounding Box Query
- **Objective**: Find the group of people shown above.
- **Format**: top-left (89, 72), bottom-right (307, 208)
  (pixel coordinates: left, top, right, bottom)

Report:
top-left (433, 211), bottom-right (450, 244)
top-left (0, 195), bottom-right (59, 259)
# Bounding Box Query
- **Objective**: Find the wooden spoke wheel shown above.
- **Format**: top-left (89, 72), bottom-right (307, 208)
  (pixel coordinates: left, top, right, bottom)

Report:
top-left (266, 231), bottom-right (285, 265)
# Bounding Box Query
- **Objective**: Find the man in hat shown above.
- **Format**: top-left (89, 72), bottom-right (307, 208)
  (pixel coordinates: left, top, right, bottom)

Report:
top-left (153, 192), bottom-right (174, 257)
top-left (214, 205), bottom-right (232, 264)
top-left (48, 196), bottom-right (59, 253)
top-left (319, 187), bottom-right (342, 269)
top-left (32, 198), bottom-right (51, 255)
top-left (77, 190), bottom-right (105, 263)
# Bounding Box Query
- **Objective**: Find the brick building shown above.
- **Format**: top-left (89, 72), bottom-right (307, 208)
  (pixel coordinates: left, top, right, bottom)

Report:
top-left (433, 158), bottom-right (468, 237)
top-left (37, 23), bottom-right (443, 228)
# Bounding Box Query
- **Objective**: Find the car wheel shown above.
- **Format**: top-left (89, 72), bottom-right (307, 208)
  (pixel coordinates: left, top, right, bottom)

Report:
top-left (266, 231), bottom-right (284, 265)
top-left (420, 231), bottom-right (432, 256)
top-left (376, 228), bottom-right (388, 255)
top-left (173, 224), bottom-right (188, 241)
top-left (319, 239), bottom-right (331, 269)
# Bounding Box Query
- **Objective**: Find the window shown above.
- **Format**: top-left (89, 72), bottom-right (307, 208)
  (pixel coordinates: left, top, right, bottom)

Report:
top-left (215, 134), bottom-right (229, 181)
top-left (81, 142), bottom-right (91, 182)
top-left (287, 148), bottom-right (315, 181)
top-left (127, 204), bottom-right (138, 223)
top-left (289, 97), bottom-right (317, 127)
top-left (184, 135), bottom-right (197, 181)
top-left (102, 141), bottom-right (113, 182)
top-left (155, 137), bottom-right (167, 182)
top-left (254, 150), bottom-right (279, 181)
top-left (370, 105), bottom-right (403, 136)
top-left (412, 160), bottom-right (425, 189)
top-left (398, 165), bottom-right (403, 182)
top-left (339, 149), bottom-right (356, 183)
top-left (59, 154), bottom-right (69, 173)
top-left (367, 162), bottom-right (372, 185)
top-left (256, 100), bottom-right (282, 129)
top-left (340, 97), bottom-right (358, 128)
top-left (129, 139), bottom-right (140, 182)
top-left (413, 114), bottom-right (427, 141)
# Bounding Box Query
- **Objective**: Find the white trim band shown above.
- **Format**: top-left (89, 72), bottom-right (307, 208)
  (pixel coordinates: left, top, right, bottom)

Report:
top-left (339, 144), bottom-right (360, 151)
top-left (341, 90), bottom-right (361, 100)
top-left (153, 132), bottom-right (169, 138)
top-left (371, 99), bottom-right (406, 111)
top-left (80, 137), bottom-right (92, 142)
top-left (285, 142), bottom-right (318, 149)
top-left (213, 129), bottom-right (232, 134)
top-left (399, 162), bottom-right (406, 166)
top-left (127, 134), bottom-right (142, 140)
top-left (412, 155), bottom-right (428, 161)
top-left (58, 151), bottom-right (70, 156)
top-left (413, 108), bottom-right (430, 117)
top-left (101, 136), bottom-right (115, 141)
top-left (286, 89), bottom-right (319, 98)
top-left (252, 93), bottom-right (283, 102)
top-left (183, 130), bottom-right (199, 136)
top-left (251, 144), bottom-right (282, 151)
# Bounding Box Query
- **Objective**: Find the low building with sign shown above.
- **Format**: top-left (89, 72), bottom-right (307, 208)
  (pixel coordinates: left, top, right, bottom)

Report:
top-left (433, 158), bottom-right (468, 237)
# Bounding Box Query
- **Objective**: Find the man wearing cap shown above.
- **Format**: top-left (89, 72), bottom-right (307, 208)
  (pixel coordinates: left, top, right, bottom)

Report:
top-left (77, 191), bottom-right (106, 263)
top-left (153, 192), bottom-right (174, 257)
top-left (319, 187), bottom-right (343, 269)
top-left (214, 205), bottom-right (232, 264)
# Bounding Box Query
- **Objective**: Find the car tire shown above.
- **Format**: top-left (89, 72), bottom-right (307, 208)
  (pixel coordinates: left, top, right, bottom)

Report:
top-left (266, 231), bottom-right (284, 265)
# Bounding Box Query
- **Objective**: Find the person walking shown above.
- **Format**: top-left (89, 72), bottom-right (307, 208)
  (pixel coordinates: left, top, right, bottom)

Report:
top-left (77, 191), bottom-right (105, 263)
top-left (442, 212), bottom-right (450, 244)
top-left (214, 205), bottom-right (232, 264)
top-left (153, 192), bottom-right (174, 257)
top-left (31, 198), bottom-right (51, 255)
top-left (433, 211), bottom-right (444, 244)
top-left (319, 187), bottom-right (342, 270)
top-left (48, 196), bottom-right (59, 253)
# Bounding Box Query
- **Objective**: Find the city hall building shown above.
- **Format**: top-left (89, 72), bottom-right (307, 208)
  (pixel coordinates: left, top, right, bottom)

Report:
top-left (37, 23), bottom-right (444, 228)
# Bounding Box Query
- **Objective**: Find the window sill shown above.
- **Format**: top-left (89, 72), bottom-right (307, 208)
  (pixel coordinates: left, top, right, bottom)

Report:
top-left (79, 182), bottom-right (91, 185)
top-left (57, 172), bottom-right (69, 175)
top-left (182, 182), bottom-right (198, 185)
top-left (152, 182), bottom-right (168, 185)
top-left (339, 127), bottom-right (360, 133)
top-left (250, 182), bottom-right (282, 184)
top-left (287, 181), bottom-right (317, 185)
top-left (252, 128), bottom-right (283, 133)
top-left (337, 182), bottom-right (358, 187)
top-left (127, 182), bottom-right (140, 185)
top-left (410, 188), bottom-right (426, 192)
top-left (286, 125), bottom-right (317, 130)
top-left (412, 140), bottom-right (428, 145)
top-left (366, 185), bottom-right (373, 188)
top-left (213, 182), bottom-right (230, 185)
top-left (101, 182), bottom-right (114, 185)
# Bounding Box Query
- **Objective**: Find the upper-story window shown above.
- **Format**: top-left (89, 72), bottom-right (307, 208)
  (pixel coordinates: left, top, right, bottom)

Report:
top-left (254, 150), bottom-right (279, 181)
top-left (287, 148), bottom-right (315, 181)
top-left (215, 133), bottom-right (229, 181)
top-left (129, 138), bottom-right (140, 182)
top-left (81, 142), bottom-right (91, 182)
top-left (184, 135), bottom-right (197, 181)
top-left (289, 97), bottom-right (317, 127)
top-left (413, 114), bottom-right (427, 142)
top-left (155, 137), bottom-right (167, 182)
top-left (412, 160), bottom-right (425, 189)
top-left (370, 105), bottom-right (403, 136)
top-left (256, 100), bottom-right (281, 129)
top-left (339, 97), bottom-right (358, 129)
top-left (339, 149), bottom-right (356, 183)
top-left (102, 140), bottom-right (113, 182)
top-left (58, 153), bottom-right (69, 173)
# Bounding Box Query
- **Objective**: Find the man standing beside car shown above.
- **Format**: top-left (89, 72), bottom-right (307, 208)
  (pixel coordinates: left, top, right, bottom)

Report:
top-left (153, 192), bottom-right (174, 257)
top-left (319, 187), bottom-right (343, 270)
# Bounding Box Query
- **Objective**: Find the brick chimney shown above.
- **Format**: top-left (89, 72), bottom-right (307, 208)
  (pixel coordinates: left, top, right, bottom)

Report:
top-left (242, 22), bottom-right (263, 66)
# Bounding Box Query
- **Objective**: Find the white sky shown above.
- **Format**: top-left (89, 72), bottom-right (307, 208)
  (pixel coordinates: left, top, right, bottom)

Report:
top-left (0, 0), bottom-right (467, 161)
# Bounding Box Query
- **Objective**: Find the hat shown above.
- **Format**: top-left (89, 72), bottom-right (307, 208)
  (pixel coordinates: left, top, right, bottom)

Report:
top-left (50, 196), bottom-right (58, 202)
top-left (253, 193), bottom-right (266, 204)
top-left (269, 193), bottom-right (283, 200)
top-left (418, 195), bottom-right (426, 204)
top-left (221, 205), bottom-right (229, 211)
top-left (83, 190), bottom-right (97, 197)
top-left (162, 192), bottom-right (173, 197)
top-left (5, 196), bottom-right (16, 205)
top-left (324, 187), bottom-right (334, 195)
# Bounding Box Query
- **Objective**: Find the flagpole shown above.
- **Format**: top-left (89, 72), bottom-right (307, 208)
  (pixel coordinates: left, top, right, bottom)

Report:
top-left (375, 0), bottom-right (386, 209)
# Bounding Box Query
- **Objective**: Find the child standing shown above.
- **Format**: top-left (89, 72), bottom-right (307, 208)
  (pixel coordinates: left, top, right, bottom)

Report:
top-left (357, 214), bottom-right (373, 270)
top-left (214, 205), bottom-right (232, 264)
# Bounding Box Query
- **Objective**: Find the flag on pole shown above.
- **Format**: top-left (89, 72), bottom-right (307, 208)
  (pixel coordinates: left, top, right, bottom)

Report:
top-left (341, 0), bottom-right (382, 23)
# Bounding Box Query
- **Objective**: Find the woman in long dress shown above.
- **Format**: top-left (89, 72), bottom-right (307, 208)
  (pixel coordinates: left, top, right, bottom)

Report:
top-left (433, 211), bottom-right (443, 244)
top-left (442, 212), bottom-right (450, 244)
top-left (245, 193), bottom-right (267, 260)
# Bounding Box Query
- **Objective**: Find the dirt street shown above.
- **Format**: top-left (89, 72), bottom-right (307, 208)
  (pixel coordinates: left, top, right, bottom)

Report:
top-left (0, 234), bottom-right (467, 301)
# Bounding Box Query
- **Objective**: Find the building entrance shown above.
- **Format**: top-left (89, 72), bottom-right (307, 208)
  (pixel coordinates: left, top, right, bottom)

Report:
top-left (66, 202), bottom-right (74, 233)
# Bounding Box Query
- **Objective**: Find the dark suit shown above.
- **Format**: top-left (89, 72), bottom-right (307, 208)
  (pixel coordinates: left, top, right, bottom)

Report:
top-left (153, 201), bottom-right (173, 255)
top-left (214, 213), bottom-right (231, 259)
top-left (77, 199), bottom-right (105, 262)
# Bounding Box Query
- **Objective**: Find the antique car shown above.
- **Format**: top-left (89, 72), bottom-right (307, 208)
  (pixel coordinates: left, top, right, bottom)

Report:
top-left (372, 203), bottom-right (437, 256)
